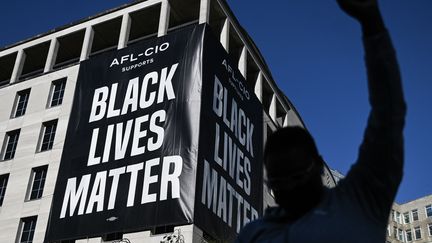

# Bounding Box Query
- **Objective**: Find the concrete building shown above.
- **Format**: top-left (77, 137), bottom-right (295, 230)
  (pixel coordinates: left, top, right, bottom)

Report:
top-left (387, 195), bottom-right (432, 243)
top-left (0, 0), bottom-right (336, 242)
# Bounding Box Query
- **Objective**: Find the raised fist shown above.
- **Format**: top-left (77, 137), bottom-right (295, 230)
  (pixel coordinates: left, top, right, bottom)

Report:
top-left (336, 0), bottom-right (385, 35)
top-left (336, 0), bottom-right (381, 23)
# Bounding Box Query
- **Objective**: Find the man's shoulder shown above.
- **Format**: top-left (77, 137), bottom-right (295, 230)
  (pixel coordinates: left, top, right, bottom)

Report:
top-left (236, 219), bottom-right (276, 243)
top-left (236, 207), bottom-right (289, 242)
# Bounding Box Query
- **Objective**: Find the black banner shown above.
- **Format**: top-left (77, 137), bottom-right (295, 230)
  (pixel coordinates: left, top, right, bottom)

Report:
top-left (46, 24), bottom-right (263, 242)
top-left (194, 28), bottom-right (264, 242)
top-left (46, 25), bottom-right (206, 241)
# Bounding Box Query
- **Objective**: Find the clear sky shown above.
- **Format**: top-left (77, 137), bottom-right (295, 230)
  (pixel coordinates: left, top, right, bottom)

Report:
top-left (0, 0), bottom-right (430, 204)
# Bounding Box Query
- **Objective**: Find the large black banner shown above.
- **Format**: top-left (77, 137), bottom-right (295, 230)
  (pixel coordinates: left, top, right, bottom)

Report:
top-left (46, 24), bottom-right (263, 242)
top-left (194, 28), bottom-right (263, 242)
top-left (46, 25), bottom-right (206, 241)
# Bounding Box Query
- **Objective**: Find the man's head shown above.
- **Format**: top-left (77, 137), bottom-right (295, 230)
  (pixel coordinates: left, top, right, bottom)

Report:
top-left (265, 126), bottom-right (324, 218)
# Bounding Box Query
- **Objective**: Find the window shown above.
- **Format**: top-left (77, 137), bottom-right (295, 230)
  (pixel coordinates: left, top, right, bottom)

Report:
top-left (414, 226), bottom-right (422, 240)
top-left (428, 223), bottom-right (432, 236)
top-left (412, 209), bottom-right (419, 221)
top-left (396, 211), bottom-right (402, 224)
top-left (393, 226), bottom-right (397, 238)
top-left (2, 129), bottom-right (20, 160)
top-left (102, 232), bottom-right (123, 241)
top-left (0, 174), bottom-right (9, 206)
top-left (426, 205), bottom-right (432, 218)
top-left (404, 212), bottom-right (410, 224)
top-left (17, 216), bottom-right (37, 243)
top-left (27, 165), bottom-right (48, 200)
top-left (12, 89), bottom-right (30, 118)
top-left (48, 78), bottom-right (66, 107)
top-left (152, 225), bottom-right (174, 235)
top-left (398, 228), bottom-right (404, 241)
top-left (406, 229), bottom-right (413, 242)
top-left (38, 120), bottom-right (57, 152)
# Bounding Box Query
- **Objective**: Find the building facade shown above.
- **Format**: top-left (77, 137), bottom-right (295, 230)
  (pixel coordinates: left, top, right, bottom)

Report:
top-left (387, 195), bottom-right (432, 243)
top-left (0, 0), bottom-right (336, 242)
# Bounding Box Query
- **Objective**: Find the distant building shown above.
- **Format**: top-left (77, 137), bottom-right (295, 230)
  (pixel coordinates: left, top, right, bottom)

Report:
top-left (387, 195), bottom-right (432, 243)
top-left (328, 170), bottom-right (432, 243)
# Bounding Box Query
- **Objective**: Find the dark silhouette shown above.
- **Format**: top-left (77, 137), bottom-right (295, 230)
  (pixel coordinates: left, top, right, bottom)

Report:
top-left (236, 0), bottom-right (406, 242)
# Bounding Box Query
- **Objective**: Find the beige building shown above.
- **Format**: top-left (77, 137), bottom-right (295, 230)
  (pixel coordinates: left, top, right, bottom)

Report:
top-left (387, 195), bottom-right (432, 243)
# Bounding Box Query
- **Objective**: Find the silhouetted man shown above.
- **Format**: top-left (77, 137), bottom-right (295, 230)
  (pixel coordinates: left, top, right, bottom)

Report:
top-left (236, 0), bottom-right (406, 242)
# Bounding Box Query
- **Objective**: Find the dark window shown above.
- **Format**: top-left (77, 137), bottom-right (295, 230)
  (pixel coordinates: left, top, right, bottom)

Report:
top-left (412, 209), bottom-right (419, 221)
top-left (54, 30), bottom-right (85, 69)
top-left (28, 166), bottom-right (48, 200)
top-left (428, 223), bottom-right (432, 236)
top-left (415, 226), bottom-right (422, 240)
top-left (90, 17), bottom-right (121, 56)
top-left (0, 52), bottom-right (17, 86)
top-left (404, 212), bottom-right (410, 224)
top-left (398, 228), bottom-right (404, 241)
top-left (406, 229), bottom-right (412, 242)
top-left (426, 205), bottom-right (432, 218)
top-left (39, 120), bottom-right (57, 152)
top-left (152, 225), bottom-right (174, 235)
top-left (102, 232), bottom-right (123, 241)
top-left (2, 129), bottom-right (20, 160)
top-left (19, 216), bottom-right (37, 243)
top-left (13, 89), bottom-right (31, 118)
top-left (0, 174), bottom-right (9, 206)
top-left (49, 78), bottom-right (66, 107)
top-left (20, 42), bottom-right (50, 80)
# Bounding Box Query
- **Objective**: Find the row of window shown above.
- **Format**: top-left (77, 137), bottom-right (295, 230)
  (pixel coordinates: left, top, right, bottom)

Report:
top-left (0, 165), bottom-right (48, 207)
top-left (9, 215), bottom-right (171, 243)
top-left (11, 78), bottom-right (66, 119)
top-left (390, 224), bottom-right (432, 242)
top-left (392, 205), bottom-right (432, 224)
top-left (1, 119), bottom-right (58, 161)
top-left (18, 216), bottom-right (37, 243)
top-left (0, 80), bottom-right (61, 243)
top-left (2, 78), bottom-right (65, 161)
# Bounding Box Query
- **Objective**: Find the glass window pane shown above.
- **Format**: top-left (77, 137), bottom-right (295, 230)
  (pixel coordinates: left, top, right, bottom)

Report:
top-left (415, 227), bottom-right (422, 239)
top-left (3, 130), bottom-right (20, 160)
top-left (19, 216), bottom-right (37, 243)
top-left (29, 166), bottom-right (47, 200)
top-left (13, 89), bottom-right (30, 118)
top-left (426, 205), bottom-right (432, 217)
top-left (412, 209), bottom-right (419, 221)
top-left (40, 121), bottom-right (57, 152)
top-left (0, 174), bottom-right (9, 206)
top-left (49, 79), bottom-right (66, 107)
top-left (404, 212), bottom-right (410, 224)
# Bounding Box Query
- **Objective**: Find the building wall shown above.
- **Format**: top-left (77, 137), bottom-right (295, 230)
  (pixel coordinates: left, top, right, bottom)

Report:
top-left (0, 66), bottom-right (78, 242)
top-left (387, 195), bottom-right (432, 243)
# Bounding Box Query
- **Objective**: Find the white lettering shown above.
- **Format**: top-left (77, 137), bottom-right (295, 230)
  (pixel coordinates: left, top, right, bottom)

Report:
top-left (60, 175), bottom-right (91, 218)
top-left (89, 87), bottom-right (108, 123)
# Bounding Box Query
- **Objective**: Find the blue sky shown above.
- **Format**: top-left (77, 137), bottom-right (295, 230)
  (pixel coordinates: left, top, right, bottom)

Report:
top-left (1, 0), bottom-right (430, 204)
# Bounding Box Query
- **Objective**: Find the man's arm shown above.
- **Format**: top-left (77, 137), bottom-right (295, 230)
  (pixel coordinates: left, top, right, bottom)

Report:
top-left (336, 0), bottom-right (407, 225)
